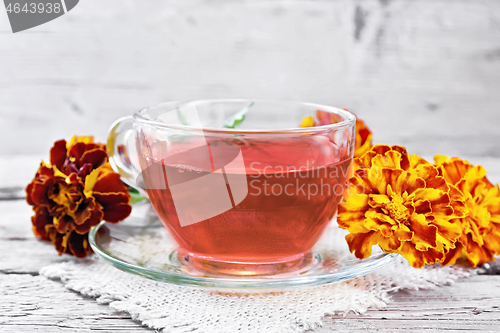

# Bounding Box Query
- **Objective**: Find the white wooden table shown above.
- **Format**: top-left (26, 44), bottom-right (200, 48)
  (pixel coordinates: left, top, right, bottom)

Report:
top-left (2, 0), bottom-right (500, 330)
top-left (1, 155), bottom-right (500, 332)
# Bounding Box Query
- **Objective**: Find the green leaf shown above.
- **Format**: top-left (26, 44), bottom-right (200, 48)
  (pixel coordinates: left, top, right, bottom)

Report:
top-left (128, 187), bottom-right (148, 204)
top-left (222, 101), bottom-right (253, 129)
top-left (177, 108), bottom-right (189, 125)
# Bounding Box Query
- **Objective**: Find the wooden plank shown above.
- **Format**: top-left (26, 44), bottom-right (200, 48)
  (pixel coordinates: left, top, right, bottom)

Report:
top-left (317, 275), bottom-right (500, 332)
top-left (0, 0), bottom-right (500, 157)
top-left (0, 274), bottom-right (152, 332)
top-left (0, 155), bottom-right (44, 189)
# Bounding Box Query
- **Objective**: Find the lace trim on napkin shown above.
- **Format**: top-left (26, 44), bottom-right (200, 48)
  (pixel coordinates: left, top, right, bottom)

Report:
top-left (40, 255), bottom-right (472, 332)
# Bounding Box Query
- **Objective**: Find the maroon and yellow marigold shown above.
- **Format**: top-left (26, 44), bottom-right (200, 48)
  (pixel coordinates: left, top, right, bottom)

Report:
top-left (26, 136), bottom-right (131, 258)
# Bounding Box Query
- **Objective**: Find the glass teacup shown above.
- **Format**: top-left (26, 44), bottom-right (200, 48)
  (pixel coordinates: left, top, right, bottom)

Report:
top-left (108, 100), bottom-right (355, 276)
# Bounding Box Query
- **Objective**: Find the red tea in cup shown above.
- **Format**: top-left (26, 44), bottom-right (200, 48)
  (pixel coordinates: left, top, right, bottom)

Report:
top-left (108, 100), bottom-right (355, 275)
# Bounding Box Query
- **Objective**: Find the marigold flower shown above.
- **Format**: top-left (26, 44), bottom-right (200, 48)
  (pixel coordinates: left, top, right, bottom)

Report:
top-left (26, 136), bottom-right (131, 258)
top-left (299, 115), bottom-right (316, 128)
top-left (353, 118), bottom-right (373, 158)
top-left (337, 145), bottom-right (467, 268)
top-left (299, 110), bottom-right (373, 158)
top-left (50, 135), bottom-right (107, 179)
top-left (435, 155), bottom-right (500, 267)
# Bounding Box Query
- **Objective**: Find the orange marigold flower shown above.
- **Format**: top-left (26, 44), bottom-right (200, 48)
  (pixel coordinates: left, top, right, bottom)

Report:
top-left (435, 155), bottom-right (500, 267)
top-left (26, 136), bottom-right (131, 258)
top-left (337, 145), bottom-right (467, 268)
top-left (315, 109), bottom-right (344, 125)
top-left (298, 109), bottom-right (373, 158)
top-left (353, 118), bottom-right (373, 158)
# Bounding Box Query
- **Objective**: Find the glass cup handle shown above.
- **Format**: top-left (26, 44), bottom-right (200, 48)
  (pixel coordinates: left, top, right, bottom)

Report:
top-left (107, 116), bottom-right (147, 196)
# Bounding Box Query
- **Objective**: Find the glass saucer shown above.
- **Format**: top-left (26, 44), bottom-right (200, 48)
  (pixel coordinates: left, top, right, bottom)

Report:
top-left (89, 201), bottom-right (396, 290)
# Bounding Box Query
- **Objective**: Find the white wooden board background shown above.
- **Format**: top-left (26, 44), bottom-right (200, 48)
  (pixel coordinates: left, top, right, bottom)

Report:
top-left (1, 0), bottom-right (499, 157)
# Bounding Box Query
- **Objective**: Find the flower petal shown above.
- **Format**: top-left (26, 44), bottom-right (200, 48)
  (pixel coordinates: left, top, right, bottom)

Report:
top-left (316, 110), bottom-right (343, 125)
top-left (364, 210), bottom-right (395, 237)
top-left (408, 214), bottom-right (438, 251)
top-left (50, 140), bottom-right (68, 172)
top-left (47, 228), bottom-right (69, 256)
top-left (73, 205), bottom-right (104, 234)
top-left (433, 218), bottom-right (462, 249)
top-left (355, 145), bottom-right (391, 169)
top-left (93, 192), bottom-right (131, 222)
top-left (354, 118), bottom-right (373, 158)
top-left (484, 230), bottom-right (500, 255)
top-left (413, 199), bottom-right (432, 215)
top-left (463, 233), bottom-right (494, 267)
top-left (68, 142), bottom-right (87, 162)
top-left (367, 194), bottom-right (390, 209)
top-left (31, 207), bottom-right (52, 240)
top-left (54, 214), bottom-right (74, 234)
top-left (442, 243), bottom-right (464, 266)
top-left (370, 149), bottom-right (409, 171)
top-left (448, 185), bottom-right (468, 218)
top-left (345, 231), bottom-right (379, 259)
top-left (299, 116), bottom-right (316, 127)
top-left (394, 227), bottom-right (413, 242)
top-left (411, 188), bottom-right (453, 217)
top-left (67, 231), bottom-right (93, 258)
top-left (92, 171), bottom-right (129, 194)
top-left (337, 194), bottom-right (370, 230)
top-left (80, 148), bottom-right (107, 170)
top-left (378, 234), bottom-right (402, 252)
top-left (25, 181), bottom-right (34, 206)
top-left (29, 165), bottom-right (57, 206)
top-left (399, 241), bottom-right (445, 268)
top-left (73, 197), bottom-right (102, 226)
top-left (483, 184), bottom-right (500, 210)
top-left (436, 156), bottom-right (473, 185)
top-left (387, 169), bottom-right (424, 197)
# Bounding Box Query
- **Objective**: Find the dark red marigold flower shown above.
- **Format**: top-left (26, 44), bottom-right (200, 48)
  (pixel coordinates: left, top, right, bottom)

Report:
top-left (26, 136), bottom-right (131, 258)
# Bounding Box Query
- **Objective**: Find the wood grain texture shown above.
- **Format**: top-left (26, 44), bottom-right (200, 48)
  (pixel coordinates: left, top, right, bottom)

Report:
top-left (2, 0), bottom-right (500, 329)
top-left (0, 274), bottom-right (153, 332)
top-left (1, 155), bottom-right (500, 331)
top-left (317, 275), bottom-right (500, 332)
top-left (1, 0), bottom-right (500, 157)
